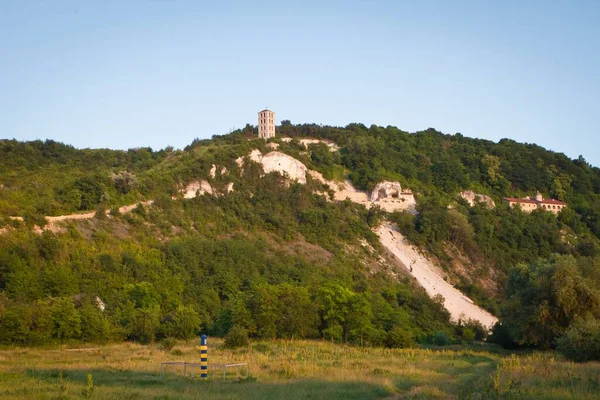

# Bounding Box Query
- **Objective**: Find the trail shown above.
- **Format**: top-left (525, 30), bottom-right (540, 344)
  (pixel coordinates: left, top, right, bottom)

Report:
top-left (4, 200), bottom-right (155, 234)
top-left (376, 224), bottom-right (498, 328)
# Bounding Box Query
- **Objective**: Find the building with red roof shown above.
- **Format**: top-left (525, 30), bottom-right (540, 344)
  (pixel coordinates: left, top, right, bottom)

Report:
top-left (502, 192), bottom-right (566, 214)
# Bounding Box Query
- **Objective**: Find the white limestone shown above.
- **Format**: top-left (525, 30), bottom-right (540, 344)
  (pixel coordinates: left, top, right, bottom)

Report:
top-left (182, 180), bottom-right (213, 198)
top-left (260, 151), bottom-right (308, 184)
top-left (459, 190), bottom-right (495, 208)
top-left (377, 224), bottom-right (498, 328)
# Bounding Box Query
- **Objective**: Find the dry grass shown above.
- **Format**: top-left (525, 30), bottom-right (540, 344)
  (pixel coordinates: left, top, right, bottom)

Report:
top-left (0, 340), bottom-right (597, 399)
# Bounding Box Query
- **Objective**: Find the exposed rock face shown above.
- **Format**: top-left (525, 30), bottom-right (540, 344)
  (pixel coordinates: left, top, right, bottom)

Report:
top-left (209, 164), bottom-right (217, 179)
top-left (235, 156), bottom-right (244, 168)
top-left (226, 182), bottom-right (234, 193)
top-left (266, 142), bottom-right (279, 150)
top-left (371, 181), bottom-right (403, 201)
top-left (249, 149), bottom-right (263, 163)
top-left (370, 181), bottom-right (416, 212)
top-left (377, 225), bottom-right (498, 328)
top-left (260, 151), bottom-right (307, 184)
top-left (459, 191), bottom-right (495, 208)
top-left (235, 149), bottom-right (308, 184)
top-left (183, 180), bottom-right (213, 198)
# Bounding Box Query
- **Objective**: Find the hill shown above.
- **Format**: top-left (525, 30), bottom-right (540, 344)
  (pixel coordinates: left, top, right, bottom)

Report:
top-left (1, 123), bottom-right (600, 360)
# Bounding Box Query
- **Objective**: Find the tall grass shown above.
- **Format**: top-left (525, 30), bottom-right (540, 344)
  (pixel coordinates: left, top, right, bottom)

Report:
top-left (0, 340), bottom-right (597, 399)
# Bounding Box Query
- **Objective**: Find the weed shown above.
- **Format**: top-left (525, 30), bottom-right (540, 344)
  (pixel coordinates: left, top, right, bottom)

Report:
top-left (81, 373), bottom-right (94, 398)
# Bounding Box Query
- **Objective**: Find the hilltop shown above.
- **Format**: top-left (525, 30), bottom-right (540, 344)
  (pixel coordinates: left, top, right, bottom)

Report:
top-left (1, 123), bottom-right (600, 362)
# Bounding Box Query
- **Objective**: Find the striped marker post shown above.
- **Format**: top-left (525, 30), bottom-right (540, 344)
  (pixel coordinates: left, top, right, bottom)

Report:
top-left (200, 334), bottom-right (208, 380)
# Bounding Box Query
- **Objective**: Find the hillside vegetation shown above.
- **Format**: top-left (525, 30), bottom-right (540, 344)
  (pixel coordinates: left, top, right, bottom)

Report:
top-left (1, 123), bottom-right (600, 361)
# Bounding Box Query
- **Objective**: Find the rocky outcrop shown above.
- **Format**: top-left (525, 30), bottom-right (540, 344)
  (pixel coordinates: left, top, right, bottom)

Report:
top-left (235, 149), bottom-right (308, 184)
top-left (182, 180), bottom-right (213, 198)
top-left (459, 191), bottom-right (495, 208)
top-left (371, 181), bottom-right (404, 201)
top-left (369, 181), bottom-right (416, 212)
top-left (260, 151), bottom-right (308, 184)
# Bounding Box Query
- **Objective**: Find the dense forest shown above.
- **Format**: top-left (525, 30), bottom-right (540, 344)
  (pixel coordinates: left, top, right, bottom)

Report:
top-left (1, 123), bottom-right (600, 360)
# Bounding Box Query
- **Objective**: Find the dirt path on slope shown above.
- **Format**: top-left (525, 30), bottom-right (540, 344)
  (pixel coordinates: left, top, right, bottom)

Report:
top-left (376, 224), bottom-right (498, 328)
top-left (3, 201), bottom-right (155, 235)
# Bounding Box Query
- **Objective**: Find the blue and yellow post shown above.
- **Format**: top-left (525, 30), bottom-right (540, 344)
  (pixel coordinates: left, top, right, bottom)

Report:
top-left (200, 334), bottom-right (208, 380)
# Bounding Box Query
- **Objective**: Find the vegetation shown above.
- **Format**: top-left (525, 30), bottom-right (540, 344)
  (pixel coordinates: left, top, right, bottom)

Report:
top-left (0, 339), bottom-right (599, 400)
top-left (0, 168), bottom-right (457, 347)
top-left (2, 122), bottom-right (600, 363)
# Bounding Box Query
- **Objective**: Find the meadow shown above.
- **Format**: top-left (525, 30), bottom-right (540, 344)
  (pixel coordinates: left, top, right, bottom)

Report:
top-left (0, 340), bottom-right (599, 400)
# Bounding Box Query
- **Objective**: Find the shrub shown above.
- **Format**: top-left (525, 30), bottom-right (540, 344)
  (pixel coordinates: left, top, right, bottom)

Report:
top-left (433, 331), bottom-right (452, 346)
top-left (488, 323), bottom-right (520, 349)
top-left (461, 328), bottom-right (475, 344)
top-left (160, 337), bottom-right (177, 351)
top-left (172, 305), bottom-right (201, 339)
top-left (385, 327), bottom-right (415, 348)
top-left (461, 318), bottom-right (488, 341)
top-left (224, 326), bottom-right (249, 349)
top-left (557, 318), bottom-right (600, 362)
top-left (94, 205), bottom-right (107, 219)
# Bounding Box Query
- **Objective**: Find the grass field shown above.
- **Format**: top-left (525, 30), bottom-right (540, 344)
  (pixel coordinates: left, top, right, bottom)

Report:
top-left (0, 340), bottom-right (599, 399)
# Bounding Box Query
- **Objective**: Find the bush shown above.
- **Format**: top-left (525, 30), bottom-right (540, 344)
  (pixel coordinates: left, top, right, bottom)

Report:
top-left (433, 331), bottom-right (452, 346)
top-left (461, 328), bottom-right (475, 344)
top-left (488, 323), bottom-right (520, 349)
top-left (462, 318), bottom-right (488, 341)
top-left (160, 337), bottom-right (177, 351)
top-left (224, 326), bottom-right (249, 349)
top-left (385, 327), bottom-right (415, 348)
top-left (94, 205), bottom-right (107, 219)
top-left (557, 318), bottom-right (600, 362)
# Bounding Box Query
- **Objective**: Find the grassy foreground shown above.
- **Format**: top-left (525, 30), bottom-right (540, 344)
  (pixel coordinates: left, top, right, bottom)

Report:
top-left (0, 340), bottom-right (598, 400)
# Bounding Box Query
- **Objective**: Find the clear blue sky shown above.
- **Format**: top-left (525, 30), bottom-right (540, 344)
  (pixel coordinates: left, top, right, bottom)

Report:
top-left (1, 1), bottom-right (599, 165)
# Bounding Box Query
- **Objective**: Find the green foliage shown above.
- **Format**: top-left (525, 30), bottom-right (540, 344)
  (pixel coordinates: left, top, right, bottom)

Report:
top-left (224, 326), bottom-right (249, 348)
top-left (433, 331), bottom-right (452, 346)
top-left (0, 304), bottom-right (32, 344)
top-left (159, 337), bottom-right (177, 351)
top-left (51, 297), bottom-right (82, 340)
top-left (171, 305), bottom-right (201, 339)
top-left (81, 373), bottom-right (94, 399)
top-left (80, 302), bottom-right (110, 342)
top-left (500, 255), bottom-right (600, 349)
top-left (2, 124), bottom-right (599, 352)
top-left (385, 326), bottom-right (415, 348)
top-left (556, 317), bottom-right (600, 362)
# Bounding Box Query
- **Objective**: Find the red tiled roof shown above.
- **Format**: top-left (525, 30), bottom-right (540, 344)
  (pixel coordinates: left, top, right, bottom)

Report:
top-left (502, 197), bottom-right (567, 206)
top-left (540, 199), bottom-right (567, 205)
top-left (502, 197), bottom-right (538, 204)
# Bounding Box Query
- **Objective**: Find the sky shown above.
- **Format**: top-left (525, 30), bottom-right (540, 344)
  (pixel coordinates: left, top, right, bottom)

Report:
top-left (1, 1), bottom-right (599, 165)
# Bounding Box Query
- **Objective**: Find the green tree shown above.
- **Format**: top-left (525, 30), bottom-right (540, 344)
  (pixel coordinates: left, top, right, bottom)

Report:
top-left (172, 305), bottom-right (201, 339)
top-left (501, 256), bottom-right (600, 348)
top-left (51, 297), bottom-right (82, 340)
top-left (556, 317), bottom-right (600, 362)
top-left (80, 303), bottom-right (110, 342)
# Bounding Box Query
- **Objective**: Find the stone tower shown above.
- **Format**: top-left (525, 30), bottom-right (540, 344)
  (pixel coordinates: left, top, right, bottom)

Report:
top-left (258, 109), bottom-right (275, 139)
